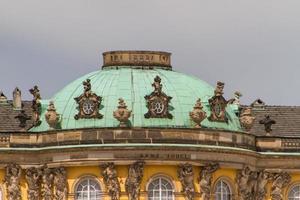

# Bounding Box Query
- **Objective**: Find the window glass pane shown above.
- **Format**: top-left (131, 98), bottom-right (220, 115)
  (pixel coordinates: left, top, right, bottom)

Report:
top-left (288, 185), bottom-right (300, 200)
top-left (76, 178), bottom-right (101, 200)
top-left (215, 180), bottom-right (232, 200)
top-left (148, 177), bottom-right (174, 200)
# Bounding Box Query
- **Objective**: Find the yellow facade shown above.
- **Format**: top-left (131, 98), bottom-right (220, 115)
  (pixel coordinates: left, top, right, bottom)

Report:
top-left (1, 165), bottom-right (299, 200)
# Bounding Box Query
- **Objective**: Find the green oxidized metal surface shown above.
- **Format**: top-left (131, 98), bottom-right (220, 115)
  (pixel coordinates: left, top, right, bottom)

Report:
top-left (30, 67), bottom-right (242, 132)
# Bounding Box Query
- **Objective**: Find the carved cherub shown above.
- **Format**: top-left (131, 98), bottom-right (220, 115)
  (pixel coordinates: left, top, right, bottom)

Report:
top-left (152, 76), bottom-right (162, 95)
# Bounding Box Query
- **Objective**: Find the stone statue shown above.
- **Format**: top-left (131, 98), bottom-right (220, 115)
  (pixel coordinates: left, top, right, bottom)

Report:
top-left (53, 167), bottom-right (68, 200)
top-left (83, 79), bottom-right (92, 95)
top-left (177, 163), bottom-right (195, 200)
top-left (4, 163), bottom-right (22, 200)
top-left (25, 167), bottom-right (41, 200)
top-left (215, 81), bottom-right (224, 97)
top-left (15, 109), bottom-right (31, 129)
top-left (153, 76), bottom-right (162, 95)
top-left (239, 107), bottom-right (255, 131)
top-left (40, 164), bottom-right (54, 200)
top-left (236, 166), bottom-right (255, 200)
top-left (45, 101), bottom-right (61, 130)
top-left (199, 163), bottom-right (219, 200)
top-left (232, 91), bottom-right (242, 105)
top-left (113, 98), bottom-right (132, 127)
top-left (259, 115), bottom-right (276, 134)
top-left (271, 172), bottom-right (291, 200)
top-left (256, 170), bottom-right (272, 200)
top-left (125, 161), bottom-right (145, 200)
top-left (0, 91), bottom-right (7, 103)
top-left (29, 85), bottom-right (42, 126)
top-left (189, 98), bottom-right (206, 128)
top-left (101, 162), bottom-right (121, 200)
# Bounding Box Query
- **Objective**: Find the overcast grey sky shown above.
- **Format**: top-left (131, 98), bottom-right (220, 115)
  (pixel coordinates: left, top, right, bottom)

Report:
top-left (0, 0), bottom-right (300, 105)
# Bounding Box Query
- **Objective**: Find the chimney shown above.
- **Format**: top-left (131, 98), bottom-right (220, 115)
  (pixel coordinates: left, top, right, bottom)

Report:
top-left (13, 87), bottom-right (22, 110)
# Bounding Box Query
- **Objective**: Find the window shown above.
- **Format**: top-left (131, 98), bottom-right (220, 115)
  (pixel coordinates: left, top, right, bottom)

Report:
top-left (289, 184), bottom-right (300, 200)
top-left (215, 180), bottom-right (232, 200)
top-left (75, 177), bottom-right (102, 200)
top-left (148, 177), bottom-right (174, 200)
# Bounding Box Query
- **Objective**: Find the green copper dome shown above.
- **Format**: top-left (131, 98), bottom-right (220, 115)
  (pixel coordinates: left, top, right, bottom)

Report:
top-left (30, 51), bottom-right (242, 132)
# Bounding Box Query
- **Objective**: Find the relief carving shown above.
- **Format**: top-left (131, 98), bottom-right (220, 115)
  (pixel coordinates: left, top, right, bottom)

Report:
top-left (74, 79), bottom-right (103, 120)
top-left (101, 163), bottom-right (121, 200)
top-left (144, 76), bottom-right (173, 119)
top-left (29, 85), bottom-right (42, 126)
top-left (113, 98), bottom-right (132, 127)
top-left (40, 164), bottom-right (54, 200)
top-left (125, 161), bottom-right (145, 200)
top-left (271, 172), bottom-right (291, 200)
top-left (199, 163), bottom-right (219, 200)
top-left (177, 163), bottom-right (195, 200)
top-left (4, 163), bottom-right (22, 200)
top-left (53, 167), bottom-right (68, 200)
top-left (25, 167), bottom-right (41, 200)
top-left (208, 81), bottom-right (231, 122)
top-left (189, 98), bottom-right (206, 128)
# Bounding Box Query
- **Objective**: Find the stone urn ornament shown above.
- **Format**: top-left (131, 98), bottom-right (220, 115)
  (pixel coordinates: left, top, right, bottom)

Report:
top-left (190, 98), bottom-right (207, 128)
top-left (239, 107), bottom-right (255, 131)
top-left (113, 98), bottom-right (132, 127)
top-left (45, 101), bottom-right (61, 130)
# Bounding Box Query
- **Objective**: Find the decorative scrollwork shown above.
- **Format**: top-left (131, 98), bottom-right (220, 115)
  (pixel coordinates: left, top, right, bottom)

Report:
top-left (74, 79), bottom-right (103, 120)
top-left (125, 161), bottom-right (145, 200)
top-left (178, 163), bottom-right (195, 200)
top-left (144, 76), bottom-right (173, 119)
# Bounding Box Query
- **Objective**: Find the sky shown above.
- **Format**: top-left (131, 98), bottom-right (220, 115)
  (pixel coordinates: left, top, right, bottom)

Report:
top-left (0, 0), bottom-right (300, 105)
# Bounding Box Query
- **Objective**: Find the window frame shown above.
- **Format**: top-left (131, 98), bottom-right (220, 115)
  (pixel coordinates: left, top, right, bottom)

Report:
top-left (287, 182), bottom-right (300, 200)
top-left (146, 175), bottom-right (175, 200)
top-left (74, 175), bottom-right (103, 200)
top-left (212, 177), bottom-right (234, 200)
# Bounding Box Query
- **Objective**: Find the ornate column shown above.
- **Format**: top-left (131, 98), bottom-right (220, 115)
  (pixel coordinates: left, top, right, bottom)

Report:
top-left (101, 163), bottom-right (121, 200)
top-left (177, 163), bottom-right (195, 200)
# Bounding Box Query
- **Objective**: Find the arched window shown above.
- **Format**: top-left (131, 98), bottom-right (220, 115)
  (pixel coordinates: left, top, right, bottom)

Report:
top-left (288, 184), bottom-right (300, 200)
top-left (75, 177), bottom-right (102, 200)
top-left (148, 177), bottom-right (174, 200)
top-left (214, 179), bottom-right (232, 200)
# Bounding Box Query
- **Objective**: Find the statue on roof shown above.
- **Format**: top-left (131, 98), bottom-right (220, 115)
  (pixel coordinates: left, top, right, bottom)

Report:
top-left (259, 115), bottom-right (276, 134)
top-left (29, 85), bottom-right (42, 126)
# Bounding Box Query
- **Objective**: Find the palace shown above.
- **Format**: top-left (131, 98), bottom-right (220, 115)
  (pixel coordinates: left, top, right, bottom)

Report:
top-left (0, 50), bottom-right (300, 200)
